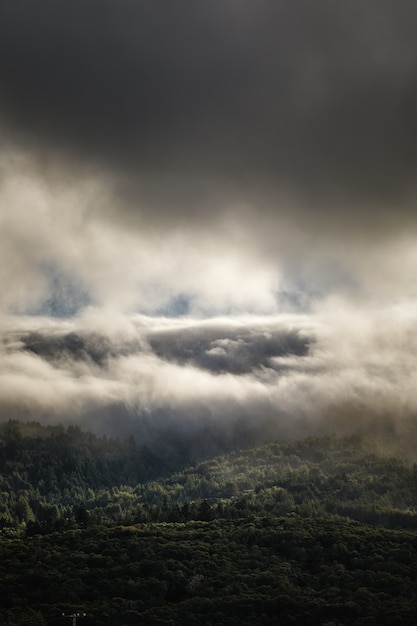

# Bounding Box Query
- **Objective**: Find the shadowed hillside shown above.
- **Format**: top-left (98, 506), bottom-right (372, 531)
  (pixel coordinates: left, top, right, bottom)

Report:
top-left (2, 421), bottom-right (417, 625)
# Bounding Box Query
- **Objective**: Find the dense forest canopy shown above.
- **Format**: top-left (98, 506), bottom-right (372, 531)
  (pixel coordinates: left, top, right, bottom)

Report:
top-left (1, 421), bottom-right (417, 624)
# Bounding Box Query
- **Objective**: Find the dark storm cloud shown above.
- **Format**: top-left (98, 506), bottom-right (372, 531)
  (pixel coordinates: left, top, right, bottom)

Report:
top-left (20, 321), bottom-right (311, 375)
top-left (148, 324), bottom-right (310, 374)
top-left (1, 1), bottom-right (417, 230)
top-left (23, 331), bottom-right (116, 367)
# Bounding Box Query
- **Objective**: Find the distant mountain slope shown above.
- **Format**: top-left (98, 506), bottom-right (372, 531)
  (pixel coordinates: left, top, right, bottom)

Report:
top-left (1, 420), bottom-right (417, 530)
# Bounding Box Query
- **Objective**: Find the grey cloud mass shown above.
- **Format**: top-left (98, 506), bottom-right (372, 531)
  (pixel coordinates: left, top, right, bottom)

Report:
top-left (1, 1), bottom-right (417, 234)
top-left (1, 2), bottom-right (417, 456)
top-left (22, 323), bottom-right (311, 375)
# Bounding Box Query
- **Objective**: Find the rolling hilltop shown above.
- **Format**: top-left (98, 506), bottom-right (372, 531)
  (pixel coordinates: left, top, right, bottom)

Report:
top-left (1, 421), bottom-right (417, 625)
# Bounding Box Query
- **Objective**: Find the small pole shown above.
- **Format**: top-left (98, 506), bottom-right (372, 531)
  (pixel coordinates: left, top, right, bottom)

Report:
top-left (62, 612), bottom-right (87, 626)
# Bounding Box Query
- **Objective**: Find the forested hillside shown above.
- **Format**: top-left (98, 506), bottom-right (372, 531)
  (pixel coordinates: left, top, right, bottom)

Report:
top-left (1, 421), bottom-right (417, 531)
top-left (0, 420), bottom-right (169, 529)
top-left (2, 421), bottom-right (417, 625)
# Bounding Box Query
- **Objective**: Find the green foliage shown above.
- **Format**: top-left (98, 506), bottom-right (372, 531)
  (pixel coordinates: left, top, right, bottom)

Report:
top-left (2, 422), bottom-right (417, 529)
top-left (129, 434), bottom-right (417, 529)
top-left (2, 518), bottom-right (417, 625)
top-left (2, 421), bottom-right (417, 623)
top-left (0, 420), bottom-right (169, 528)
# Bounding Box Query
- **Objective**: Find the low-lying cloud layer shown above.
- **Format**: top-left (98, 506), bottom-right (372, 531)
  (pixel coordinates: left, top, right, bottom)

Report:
top-left (1, 310), bottom-right (417, 458)
top-left (1, 2), bottom-right (417, 456)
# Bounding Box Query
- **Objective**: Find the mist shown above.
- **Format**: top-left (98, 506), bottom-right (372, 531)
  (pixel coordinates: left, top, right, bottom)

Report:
top-left (0, 308), bottom-right (415, 459)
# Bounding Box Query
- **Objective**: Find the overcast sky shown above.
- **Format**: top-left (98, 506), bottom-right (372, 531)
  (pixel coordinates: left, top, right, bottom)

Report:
top-left (1, 1), bottom-right (417, 455)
